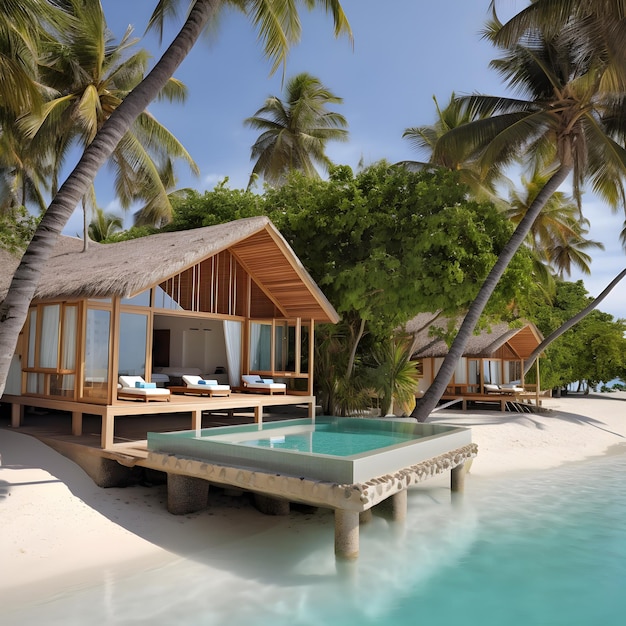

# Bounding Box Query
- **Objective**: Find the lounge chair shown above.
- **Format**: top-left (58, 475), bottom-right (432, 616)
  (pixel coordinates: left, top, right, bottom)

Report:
top-left (484, 383), bottom-right (524, 395)
top-left (179, 375), bottom-right (231, 397)
top-left (118, 375), bottom-right (171, 402)
top-left (241, 375), bottom-right (287, 395)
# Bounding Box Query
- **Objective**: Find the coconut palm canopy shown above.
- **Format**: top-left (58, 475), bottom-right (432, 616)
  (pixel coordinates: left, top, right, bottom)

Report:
top-left (0, 217), bottom-right (339, 323)
top-left (406, 312), bottom-right (543, 360)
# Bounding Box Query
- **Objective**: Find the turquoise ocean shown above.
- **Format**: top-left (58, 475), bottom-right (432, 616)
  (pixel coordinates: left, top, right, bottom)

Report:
top-left (6, 449), bottom-right (626, 626)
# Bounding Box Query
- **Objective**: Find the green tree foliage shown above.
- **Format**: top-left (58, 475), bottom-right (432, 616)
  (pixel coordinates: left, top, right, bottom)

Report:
top-left (166, 181), bottom-right (264, 230)
top-left (0, 206), bottom-right (39, 253)
top-left (266, 163), bottom-right (534, 338)
top-left (528, 281), bottom-right (626, 390)
top-left (165, 161), bottom-right (535, 414)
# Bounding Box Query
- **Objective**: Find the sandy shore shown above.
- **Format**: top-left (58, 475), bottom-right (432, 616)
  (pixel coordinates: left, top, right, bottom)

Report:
top-left (1, 391), bottom-right (625, 605)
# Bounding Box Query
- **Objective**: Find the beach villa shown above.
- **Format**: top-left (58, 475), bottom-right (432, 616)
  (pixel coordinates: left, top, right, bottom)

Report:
top-left (406, 313), bottom-right (545, 410)
top-left (0, 216), bottom-right (340, 447)
top-left (0, 217), bottom-right (480, 559)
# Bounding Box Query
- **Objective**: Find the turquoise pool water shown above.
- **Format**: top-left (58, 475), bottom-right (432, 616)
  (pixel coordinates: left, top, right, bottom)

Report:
top-left (6, 449), bottom-right (626, 625)
top-left (240, 426), bottom-right (416, 456)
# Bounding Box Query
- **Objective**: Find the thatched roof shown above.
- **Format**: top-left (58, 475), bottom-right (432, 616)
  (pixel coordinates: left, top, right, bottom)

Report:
top-left (0, 217), bottom-right (339, 323)
top-left (405, 312), bottom-right (543, 359)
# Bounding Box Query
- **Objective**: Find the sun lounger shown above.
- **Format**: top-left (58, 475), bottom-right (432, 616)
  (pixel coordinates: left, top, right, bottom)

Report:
top-left (118, 375), bottom-right (171, 402)
top-left (241, 375), bottom-right (287, 395)
top-left (177, 375), bottom-right (231, 397)
top-left (484, 383), bottom-right (524, 394)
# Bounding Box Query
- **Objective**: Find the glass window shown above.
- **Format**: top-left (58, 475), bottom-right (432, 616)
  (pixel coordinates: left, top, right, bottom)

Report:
top-left (250, 322), bottom-right (272, 371)
top-left (483, 360), bottom-right (501, 385)
top-left (274, 322), bottom-right (296, 372)
top-left (300, 325), bottom-right (310, 375)
top-left (83, 308), bottom-right (111, 400)
top-left (154, 284), bottom-right (183, 310)
top-left (40, 304), bottom-right (60, 368)
top-left (454, 357), bottom-right (467, 384)
top-left (62, 305), bottom-right (77, 370)
top-left (121, 290), bottom-right (151, 307)
top-left (118, 312), bottom-right (148, 377)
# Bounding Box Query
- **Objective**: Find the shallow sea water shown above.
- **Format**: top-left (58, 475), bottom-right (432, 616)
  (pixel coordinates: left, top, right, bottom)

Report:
top-left (6, 450), bottom-right (626, 626)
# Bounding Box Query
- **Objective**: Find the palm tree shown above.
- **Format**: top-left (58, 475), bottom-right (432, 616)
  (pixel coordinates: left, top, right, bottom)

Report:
top-left (411, 12), bottom-right (626, 421)
top-left (0, 1), bottom-right (66, 213)
top-left (506, 169), bottom-right (604, 278)
top-left (0, 0), bottom-right (351, 396)
top-left (401, 93), bottom-right (508, 204)
top-left (245, 72), bottom-right (348, 188)
top-left (87, 207), bottom-right (124, 242)
top-left (20, 0), bottom-right (198, 229)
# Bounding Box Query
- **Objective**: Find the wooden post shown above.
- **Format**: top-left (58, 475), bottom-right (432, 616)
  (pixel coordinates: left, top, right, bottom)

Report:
top-left (191, 408), bottom-right (202, 432)
top-left (101, 412), bottom-right (114, 449)
top-left (254, 405), bottom-right (263, 424)
top-left (71, 411), bottom-right (82, 436)
top-left (11, 403), bottom-right (23, 428)
top-left (335, 509), bottom-right (360, 560)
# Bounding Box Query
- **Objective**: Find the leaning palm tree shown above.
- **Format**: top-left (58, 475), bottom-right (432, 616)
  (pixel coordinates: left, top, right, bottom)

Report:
top-left (244, 71), bottom-right (348, 189)
top-left (411, 13), bottom-right (626, 421)
top-left (0, 0), bottom-right (351, 396)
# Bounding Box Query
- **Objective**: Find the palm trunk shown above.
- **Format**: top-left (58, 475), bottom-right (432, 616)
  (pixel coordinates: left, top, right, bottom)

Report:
top-left (523, 266), bottom-right (626, 375)
top-left (345, 317), bottom-right (366, 380)
top-left (0, 0), bottom-right (219, 396)
top-left (411, 165), bottom-right (572, 421)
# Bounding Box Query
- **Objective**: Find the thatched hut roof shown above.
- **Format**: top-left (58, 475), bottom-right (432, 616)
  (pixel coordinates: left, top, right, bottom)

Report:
top-left (405, 312), bottom-right (543, 360)
top-left (0, 217), bottom-right (339, 323)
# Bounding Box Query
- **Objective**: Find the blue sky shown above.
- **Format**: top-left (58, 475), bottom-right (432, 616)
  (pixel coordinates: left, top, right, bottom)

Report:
top-left (63, 0), bottom-right (626, 321)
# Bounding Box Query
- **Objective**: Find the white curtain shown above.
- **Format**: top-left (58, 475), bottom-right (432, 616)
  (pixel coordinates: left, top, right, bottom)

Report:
top-left (40, 305), bottom-right (60, 368)
top-left (223, 320), bottom-right (242, 386)
top-left (454, 357), bottom-right (467, 384)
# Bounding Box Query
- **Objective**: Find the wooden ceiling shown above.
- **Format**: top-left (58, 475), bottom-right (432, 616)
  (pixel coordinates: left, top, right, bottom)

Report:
top-left (230, 229), bottom-right (339, 324)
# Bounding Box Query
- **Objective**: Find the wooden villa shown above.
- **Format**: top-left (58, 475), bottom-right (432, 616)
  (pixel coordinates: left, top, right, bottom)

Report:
top-left (0, 216), bottom-right (339, 447)
top-left (406, 313), bottom-right (545, 411)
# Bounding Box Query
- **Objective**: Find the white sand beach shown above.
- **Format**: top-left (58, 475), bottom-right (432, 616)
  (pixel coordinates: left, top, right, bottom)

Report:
top-left (1, 391), bottom-right (625, 610)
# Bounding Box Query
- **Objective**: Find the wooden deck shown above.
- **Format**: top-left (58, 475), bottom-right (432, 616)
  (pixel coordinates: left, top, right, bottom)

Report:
top-left (440, 392), bottom-right (542, 412)
top-left (2, 392), bottom-right (316, 449)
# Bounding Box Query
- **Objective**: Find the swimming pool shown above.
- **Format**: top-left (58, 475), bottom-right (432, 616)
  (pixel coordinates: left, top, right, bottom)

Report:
top-left (147, 416), bottom-right (473, 484)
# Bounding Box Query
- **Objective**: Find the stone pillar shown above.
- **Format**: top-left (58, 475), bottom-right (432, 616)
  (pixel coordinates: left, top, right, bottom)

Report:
top-left (167, 474), bottom-right (209, 515)
top-left (451, 463), bottom-right (466, 493)
top-left (335, 509), bottom-right (359, 560)
top-left (253, 493), bottom-right (290, 515)
top-left (359, 508), bottom-right (373, 524)
top-left (390, 489), bottom-right (408, 522)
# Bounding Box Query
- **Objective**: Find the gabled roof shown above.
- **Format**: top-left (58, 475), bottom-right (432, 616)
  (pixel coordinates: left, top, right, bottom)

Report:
top-left (1, 217), bottom-right (339, 323)
top-left (406, 312), bottom-right (543, 360)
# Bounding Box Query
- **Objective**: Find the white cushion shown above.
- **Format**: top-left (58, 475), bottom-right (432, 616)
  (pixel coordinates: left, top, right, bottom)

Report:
top-left (119, 375), bottom-right (146, 388)
top-left (242, 374), bottom-right (286, 390)
top-left (183, 374), bottom-right (230, 391)
top-left (118, 387), bottom-right (171, 397)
